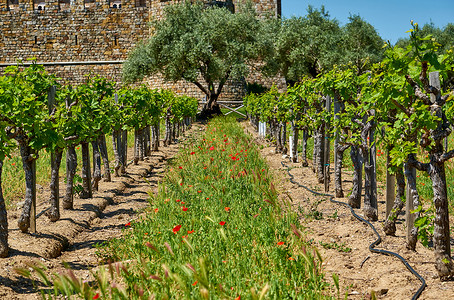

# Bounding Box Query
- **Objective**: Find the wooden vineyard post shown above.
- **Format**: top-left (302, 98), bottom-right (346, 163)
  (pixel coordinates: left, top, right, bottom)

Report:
top-left (324, 96), bottom-right (331, 192)
top-left (333, 96), bottom-right (340, 179)
top-left (30, 159), bottom-right (37, 233)
top-left (406, 166), bottom-right (416, 240)
top-left (385, 150), bottom-right (395, 218)
top-left (369, 109), bottom-right (378, 216)
top-left (48, 85), bottom-right (58, 219)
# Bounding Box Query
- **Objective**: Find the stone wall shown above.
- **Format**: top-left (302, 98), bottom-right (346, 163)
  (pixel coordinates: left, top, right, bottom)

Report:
top-left (0, 0), bottom-right (284, 96)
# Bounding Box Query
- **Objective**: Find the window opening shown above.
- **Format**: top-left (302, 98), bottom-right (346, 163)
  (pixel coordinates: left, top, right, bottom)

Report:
top-left (110, 0), bottom-right (121, 8)
top-left (7, 0), bottom-right (19, 11)
top-left (33, 0), bottom-right (46, 11)
top-left (59, 0), bottom-right (70, 11)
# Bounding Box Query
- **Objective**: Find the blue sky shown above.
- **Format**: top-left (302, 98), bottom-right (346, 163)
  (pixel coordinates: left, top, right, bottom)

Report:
top-left (282, 0), bottom-right (454, 44)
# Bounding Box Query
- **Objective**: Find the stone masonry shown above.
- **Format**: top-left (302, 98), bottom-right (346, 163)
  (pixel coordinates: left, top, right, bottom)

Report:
top-left (0, 0), bottom-right (284, 100)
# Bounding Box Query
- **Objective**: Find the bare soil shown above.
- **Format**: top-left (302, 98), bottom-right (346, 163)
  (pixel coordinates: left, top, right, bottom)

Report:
top-left (0, 124), bottom-right (203, 299)
top-left (243, 122), bottom-right (454, 300)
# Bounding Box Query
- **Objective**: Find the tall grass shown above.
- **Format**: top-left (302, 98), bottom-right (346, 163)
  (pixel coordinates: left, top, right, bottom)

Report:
top-left (22, 116), bottom-right (331, 299)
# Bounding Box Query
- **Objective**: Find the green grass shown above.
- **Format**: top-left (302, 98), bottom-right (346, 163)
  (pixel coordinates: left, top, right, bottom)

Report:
top-left (26, 116), bottom-right (331, 299)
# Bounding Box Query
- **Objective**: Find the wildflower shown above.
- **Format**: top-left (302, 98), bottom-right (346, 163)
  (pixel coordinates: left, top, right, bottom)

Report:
top-left (192, 281), bottom-right (198, 286)
top-left (277, 241), bottom-right (284, 245)
top-left (93, 293), bottom-right (100, 299)
top-left (203, 166), bottom-right (207, 169)
top-left (209, 146), bottom-right (215, 150)
top-left (176, 199), bottom-right (181, 202)
top-left (288, 257), bottom-right (295, 260)
top-left (232, 156), bottom-right (236, 160)
top-left (206, 197), bottom-right (209, 200)
top-left (198, 190), bottom-right (202, 193)
top-left (76, 146), bottom-right (80, 150)
top-left (125, 222), bottom-right (131, 227)
top-left (187, 230), bottom-right (195, 234)
top-left (173, 225), bottom-right (182, 234)
top-left (182, 207), bottom-right (188, 212)
top-left (179, 166), bottom-right (183, 169)
top-left (12, 163), bottom-right (15, 166)
top-left (225, 207), bottom-right (230, 212)
top-left (219, 221), bottom-right (226, 226)
top-left (180, 183), bottom-right (183, 186)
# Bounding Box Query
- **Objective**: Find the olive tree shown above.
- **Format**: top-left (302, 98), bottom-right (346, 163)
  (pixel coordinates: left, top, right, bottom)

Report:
top-left (123, 1), bottom-right (269, 117)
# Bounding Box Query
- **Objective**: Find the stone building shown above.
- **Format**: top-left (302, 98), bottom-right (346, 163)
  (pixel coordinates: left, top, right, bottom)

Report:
top-left (0, 0), bottom-right (284, 100)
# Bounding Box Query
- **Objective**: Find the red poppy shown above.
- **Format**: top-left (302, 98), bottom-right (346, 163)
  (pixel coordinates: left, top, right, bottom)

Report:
top-left (187, 230), bottom-right (195, 234)
top-left (277, 241), bottom-right (284, 245)
top-left (179, 166), bottom-right (183, 169)
top-left (198, 190), bottom-right (202, 193)
top-left (192, 281), bottom-right (198, 286)
top-left (219, 221), bottom-right (226, 226)
top-left (209, 146), bottom-right (215, 150)
top-left (154, 208), bottom-right (159, 213)
top-left (182, 207), bottom-right (188, 212)
top-left (225, 207), bottom-right (230, 212)
top-left (203, 167), bottom-right (207, 169)
top-left (288, 257), bottom-right (295, 261)
top-left (190, 152), bottom-right (195, 155)
top-left (173, 225), bottom-right (182, 234)
top-left (93, 293), bottom-right (100, 299)
top-left (11, 163), bottom-right (15, 166)
top-left (232, 156), bottom-right (236, 160)
top-left (125, 222), bottom-right (131, 227)
top-left (180, 183), bottom-right (183, 186)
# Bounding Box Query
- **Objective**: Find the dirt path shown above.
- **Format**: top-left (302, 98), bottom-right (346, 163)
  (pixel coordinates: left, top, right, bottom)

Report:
top-left (0, 124), bottom-right (202, 299)
top-left (243, 122), bottom-right (454, 300)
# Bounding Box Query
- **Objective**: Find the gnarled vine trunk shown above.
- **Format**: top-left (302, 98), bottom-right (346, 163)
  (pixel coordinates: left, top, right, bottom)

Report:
top-left (80, 142), bottom-right (92, 199)
top-left (91, 139), bottom-right (102, 191)
top-left (334, 144), bottom-right (350, 198)
top-left (383, 167), bottom-right (405, 235)
top-left (17, 142), bottom-right (36, 233)
top-left (405, 159), bottom-right (422, 250)
top-left (348, 145), bottom-right (363, 209)
top-left (151, 123), bottom-right (160, 151)
top-left (301, 129), bottom-right (309, 167)
top-left (0, 160), bottom-right (8, 257)
top-left (46, 149), bottom-right (62, 222)
top-left (98, 134), bottom-right (111, 182)
top-left (315, 123), bottom-right (325, 184)
top-left (64, 145), bottom-right (77, 209)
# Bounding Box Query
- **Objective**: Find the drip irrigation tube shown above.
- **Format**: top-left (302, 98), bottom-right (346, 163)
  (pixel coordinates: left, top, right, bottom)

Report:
top-left (281, 161), bottom-right (426, 300)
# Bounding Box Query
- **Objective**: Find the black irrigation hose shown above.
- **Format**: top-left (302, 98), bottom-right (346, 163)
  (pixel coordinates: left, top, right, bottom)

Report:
top-left (281, 161), bottom-right (426, 300)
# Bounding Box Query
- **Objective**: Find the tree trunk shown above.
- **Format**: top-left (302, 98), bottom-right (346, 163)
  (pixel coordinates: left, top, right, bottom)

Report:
top-left (334, 144), bottom-right (349, 198)
top-left (201, 93), bottom-right (222, 118)
top-left (430, 159), bottom-right (454, 277)
top-left (0, 160), bottom-right (8, 257)
top-left (301, 129), bottom-right (309, 167)
top-left (46, 149), bottom-right (62, 222)
top-left (80, 142), bottom-right (92, 199)
top-left (98, 134), bottom-right (111, 182)
top-left (91, 139), bottom-right (102, 191)
top-left (348, 145), bottom-right (363, 209)
top-left (64, 145), bottom-right (77, 209)
top-left (152, 123), bottom-right (160, 151)
top-left (280, 121), bottom-right (287, 154)
top-left (383, 167), bottom-right (405, 235)
top-left (134, 128), bottom-right (143, 165)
